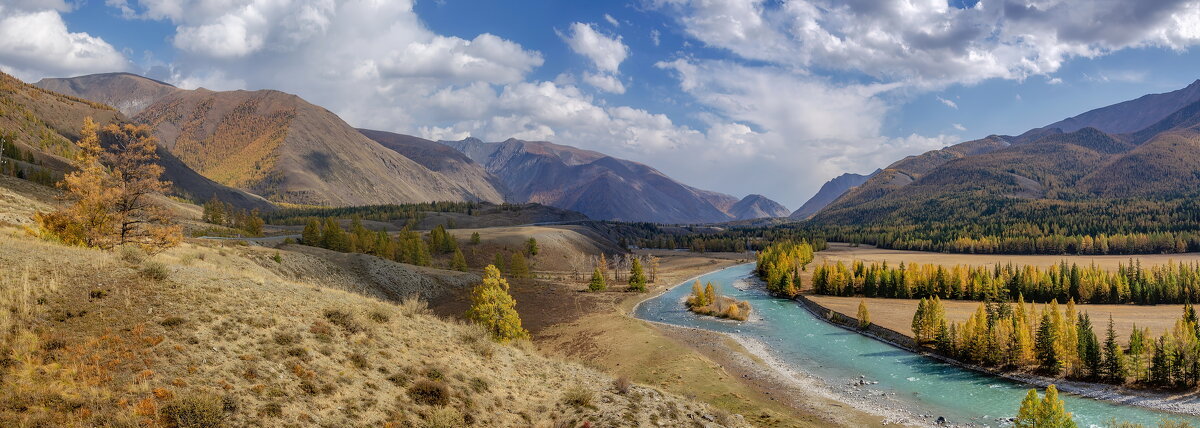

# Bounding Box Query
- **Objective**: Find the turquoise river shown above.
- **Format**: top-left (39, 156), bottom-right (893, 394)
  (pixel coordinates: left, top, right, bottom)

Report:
top-left (633, 263), bottom-right (1200, 427)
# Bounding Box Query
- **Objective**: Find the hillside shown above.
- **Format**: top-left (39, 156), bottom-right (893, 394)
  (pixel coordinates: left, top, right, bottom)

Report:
top-left (728, 194), bottom-right (790, 220)
top-left (441, 137), bottom-right (777, 224)
top-left (1, 71), bottom-right (271, 211)
top-left (1042, 79), bottom-right (1200, 134)
top-left (805, 83), bottom-right (1200, 253)
top-left (34, 73), bottom-right (502, 207)
top-left (36, 72), bottom-right (182, 116)
top-left (357, 129), bottom-right (505, 203)
top-left (789, 170), bottom-right (878, 220)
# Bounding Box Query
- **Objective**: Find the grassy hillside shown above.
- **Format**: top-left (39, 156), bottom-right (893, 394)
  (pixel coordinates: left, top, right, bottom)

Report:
top-left (0, 226), bottom-right (740, 427)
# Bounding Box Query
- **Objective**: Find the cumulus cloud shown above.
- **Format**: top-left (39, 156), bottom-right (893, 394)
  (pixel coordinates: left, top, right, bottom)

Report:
top-left (582, 71), bottom-right (625, 94)
top-left (561, 22), bottom-right (628, 73)
top-left (0, 6), bottom-right (128, 81)
top-left (653, 0), bottom-right (1200, 87)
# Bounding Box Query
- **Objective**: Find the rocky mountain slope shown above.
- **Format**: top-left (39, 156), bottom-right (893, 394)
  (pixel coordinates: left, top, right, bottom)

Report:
top-left (1, 71), bottom-right (271, 211)
top-left (809, 81), bottom-right (1200, 232)
top-left (440, 137), bottom-right (782, 223)
top-left (790, 170), bottom-right (878, 220)
top-left (36, 73), bottom-right (504, 206)
top-left (729, 194), bottom-right (790, 220)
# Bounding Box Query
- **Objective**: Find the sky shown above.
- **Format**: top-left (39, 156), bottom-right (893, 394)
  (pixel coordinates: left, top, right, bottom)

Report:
top-left (2, 0), bottom-right (1200, 209)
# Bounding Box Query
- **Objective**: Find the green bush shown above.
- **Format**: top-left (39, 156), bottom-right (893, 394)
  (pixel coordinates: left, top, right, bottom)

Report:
top-left (161, 393), bottom-right (225, 428)
top-left (407, 380), bottom-right (450, 406)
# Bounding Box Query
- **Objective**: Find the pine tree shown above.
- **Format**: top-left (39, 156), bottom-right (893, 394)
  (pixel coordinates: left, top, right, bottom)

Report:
top-left (1015, 385), bottom-right (1077, 428)
top-left (450, 248), bottom-right (468, 272)
top-left (857, 300), bottom-right (871, 329)
top-left (493, 252), bottom-right (507, 274)
top-left (1036, 310), bottom-right (1061, 374)
top-left (588, 267), bottom-right (607, 292)
top-left (913, 298), bottom-right (929, 342)
top-left (470, 231), bottom-right (481, 245)
top-left (1076, 313), bottom-right (1100, 379)
top-left (510, 251), bottom-right (530, 279)
top-left (465, 265), bottom-right (529, 343)
top-left (627, 257), bottom-right (647, 292)
top-left (1102, 315), bottom-right (1127, 383)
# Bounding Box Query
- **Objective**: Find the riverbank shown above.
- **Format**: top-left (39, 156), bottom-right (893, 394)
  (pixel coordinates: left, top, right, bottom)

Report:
top-left (801, 293), bottom-right (1200, 419)
top-left (538, 253), bottom-right (894, 428)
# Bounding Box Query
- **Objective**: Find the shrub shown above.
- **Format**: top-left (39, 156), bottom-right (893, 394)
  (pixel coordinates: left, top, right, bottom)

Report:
top-left (272, 333), bottom-right (298, 346)
top-left (469, 377), bottom-right (489, 393)
top-left (119, 245), bottom-right (147, 264)
top-left (562, 385), bottom-right (593, 408)
top-left (407, 380), bottom-right (450, 406)
top-left (323, 309), bottom-right (364, 334)
top-left (368, 310), bottom-right (390, 323)
top-left (613, 376), bottom-right (631, 394)
top-left (271, 252), bottom-right (282, 263)
top-left (259, 403), bottom-right (283, 418)
top-left (160, 317), bottom-right (186, 327)
top-left (348, 352), bottom-right (369, 369)
top-left (425, 407), bottom-right (464, 428)
top-left (398, 296), bottom-right (430, 318)
top-left (161, 393), bottom-right (225, 428)
top-left (141, 262), bottom-right (169, 281)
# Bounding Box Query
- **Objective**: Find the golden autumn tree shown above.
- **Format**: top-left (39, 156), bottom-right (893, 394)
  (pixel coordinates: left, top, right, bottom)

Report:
top-left (466, 265), bottom-right (529, 343)
top-left (35, 118), bottom-right (181, 252)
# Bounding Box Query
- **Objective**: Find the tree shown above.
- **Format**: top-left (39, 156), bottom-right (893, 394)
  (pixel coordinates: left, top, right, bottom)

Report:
top-left (35, 118), bottom-right (180, 252)
top-left (322, 218), bottom-right (347, 252)
top-left (687, 280), bottom-right (705, 306)
top-left (1102, 315), bottom-right (1127, 383)
top-left (302, 219), bottom-right (321, 245)
top-left (493, 252), bottom-right (507, 274)
top-left (509, 252), bottom-right (530, 279)
top-left (202, 196), bottom-right (227, 225)
top-left (648, 255), bottom-right (660, 284)
top-left (704, 282), bottom-right (716, 305)
top-left (465, 265), bottom-right (529, 342)
top-left (450, 248), bottom-right (468, 272)
top-left (526, 237), bottom-right (539, 256)
top-left (588, 267), bottom-right (607, 292)
top-left (627, 257), bottom-right (647, 292)
top-left (1036, 310), bottom-right (1061, 374)
top-left (857, 300), bottom-right (871, 329)
top-left (1014, 385), bottom-right (1077, 428)
top-left (1076, 313), bottom-right (1100, 379)
top-left (470, 232), bottom-right (481, 245)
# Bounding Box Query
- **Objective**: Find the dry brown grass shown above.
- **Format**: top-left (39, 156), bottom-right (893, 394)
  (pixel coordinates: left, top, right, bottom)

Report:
top-left (0, 228), bottom-right (737, 427)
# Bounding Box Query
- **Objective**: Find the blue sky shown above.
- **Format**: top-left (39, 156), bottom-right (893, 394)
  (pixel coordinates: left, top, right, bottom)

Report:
top-left (3, 0), bottom-right (1200, 208)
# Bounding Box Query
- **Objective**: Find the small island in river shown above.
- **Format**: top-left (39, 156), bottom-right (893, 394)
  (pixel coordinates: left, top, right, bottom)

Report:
top-left (685, 280), bottom-right (751, 321)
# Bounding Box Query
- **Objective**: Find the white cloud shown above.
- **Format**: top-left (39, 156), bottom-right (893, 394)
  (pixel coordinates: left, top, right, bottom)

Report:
top-left (650, 28), bottom-right (661, 46)
top-left (653, 0), bottom-right (1200, 88)
top-left (1083, 70), bottom-right (1149, 83)
top-left (936, 96), bottom-right (958, 109)
top-left (952, 123), bottom-right (966, 131)
top-left (0, 6), bottom-right (129, 81)
top-left (582, 72), bottom-right (625, 94)
top-left (561, 22), bottom-right (628, 74)
top-left (604, 13), bottom-right (619, 27)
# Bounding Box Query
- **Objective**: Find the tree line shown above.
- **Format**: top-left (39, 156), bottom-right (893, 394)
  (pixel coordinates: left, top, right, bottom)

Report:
top-left (811, 259), bottom-right (1200, 305)
top-left (753, 241), bottom-right (820, 298)
top-left (910, 295), bottom-right (1200, 389)
top-left (264, 202), bottom-right (481, 226)
top-left (200, 196), bottom-right (265, 236)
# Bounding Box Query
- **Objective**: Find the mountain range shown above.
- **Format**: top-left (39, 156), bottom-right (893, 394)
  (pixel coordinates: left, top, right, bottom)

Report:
top-left (805, 79), bottom-right (1200, 229)
top-left (25, 72), bottom-right (786, 223)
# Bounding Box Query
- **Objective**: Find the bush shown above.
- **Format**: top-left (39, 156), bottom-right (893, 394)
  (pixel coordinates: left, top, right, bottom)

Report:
top-left (119, 245), bottom-right (147, 264)
top-left (160, 317), bottom-right (186, 328)
top-left (424, 407), bottom-right (464, 428)
top-left (322, 309), bottom-right (364, 334)
top-left (161, 393), bottom-right (225, 428)
top-left (613, 376), bottom-right (631, 394)
top-left (562, 385), bottom-right (593, 408)
top-left (407, 380), bottom-right (450, 406)
top-left (141, 262), bottom-right (169, 281)
top-left (368, 310), bottom-right (390, 323)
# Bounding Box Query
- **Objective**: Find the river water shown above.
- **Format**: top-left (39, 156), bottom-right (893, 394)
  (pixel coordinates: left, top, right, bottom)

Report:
top-left (633, 263), bottom-right (1200, 427)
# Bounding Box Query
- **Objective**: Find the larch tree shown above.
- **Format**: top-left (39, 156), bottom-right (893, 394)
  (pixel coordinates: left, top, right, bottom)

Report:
top-left (470, 231), bottom-right (481, 245)
top-left (302, 219), bottom-right (321, 245)
top-left (588, 267), bottom-right (606, 292)
top-left (465, 265), bottom-right (529, 343)
top-left (525, 237), bottom-right (538, 256)
top-left (509, 251), bottom-right (530, 279)
top-left (857, 300), bottom-right (871, 329)
top-left (35, 118), bottom-right (180, 252)
top-left (450, 248), bottom-right (468, 272)
top-left (627, 257), bottom-right (647, 292)
top-left (704, 282), bottom-right (716, 305)
top-left (1014, 385), bottom-right (1077, 428)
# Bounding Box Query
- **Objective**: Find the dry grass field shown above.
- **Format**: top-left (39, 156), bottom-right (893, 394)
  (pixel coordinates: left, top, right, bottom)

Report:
top-left (819, 242), bottom-right (1200, 269)
top-left (810, 295), bottom-right (1182, 346)
top-left (806, 243), bottom-right (1200, 346)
